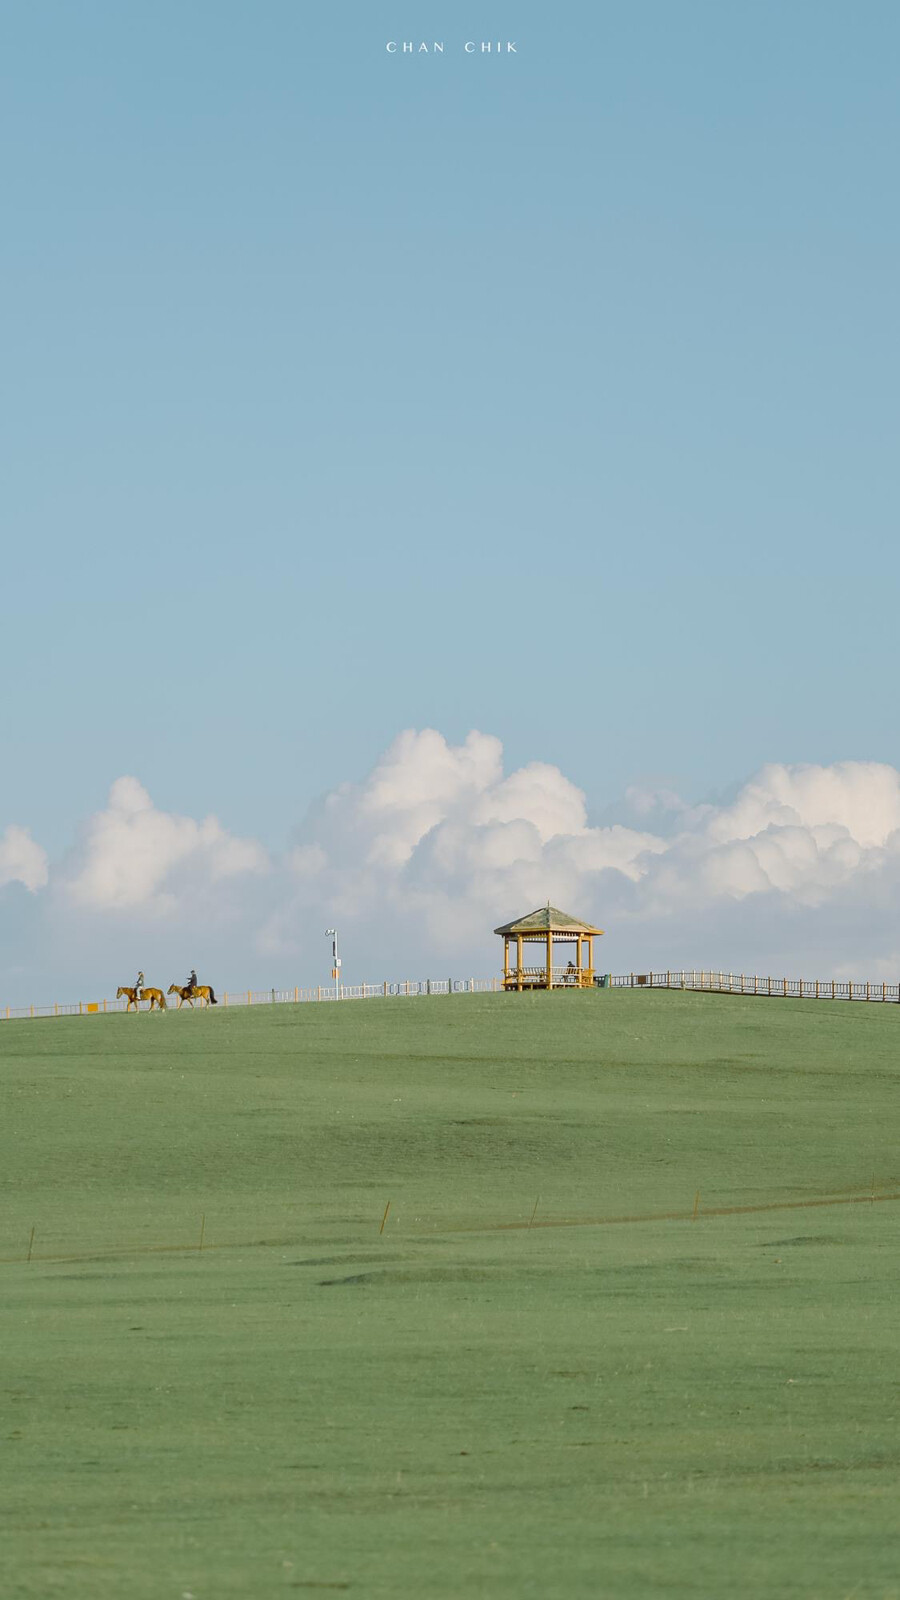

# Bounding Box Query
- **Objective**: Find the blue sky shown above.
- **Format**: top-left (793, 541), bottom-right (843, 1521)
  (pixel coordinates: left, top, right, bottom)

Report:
top-left (2, 2), bottom-right (899, 997)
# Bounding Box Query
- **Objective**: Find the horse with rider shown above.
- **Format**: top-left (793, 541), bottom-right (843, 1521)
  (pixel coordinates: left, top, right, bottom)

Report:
top-left (120, 966), bottom-right (217, 1010)
top-left (167, 968), bottom-right (218, 1007)
top-left (117, 971), bottom-right (167, 1010)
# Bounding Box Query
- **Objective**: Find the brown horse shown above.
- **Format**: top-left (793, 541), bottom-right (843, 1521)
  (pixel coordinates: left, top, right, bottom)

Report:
top-left (117, 985), bottom-right (167, 1011)
top-left (167, 983), bottom-right (218, 1008)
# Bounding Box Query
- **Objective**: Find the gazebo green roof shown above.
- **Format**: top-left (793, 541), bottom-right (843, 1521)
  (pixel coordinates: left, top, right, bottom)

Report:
top-left (493, 905), bottom-right (604, 937)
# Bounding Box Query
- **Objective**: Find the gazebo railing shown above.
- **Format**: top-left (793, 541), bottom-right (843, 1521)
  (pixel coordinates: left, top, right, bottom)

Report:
top-left (505, 966), bottom-right (594, 988)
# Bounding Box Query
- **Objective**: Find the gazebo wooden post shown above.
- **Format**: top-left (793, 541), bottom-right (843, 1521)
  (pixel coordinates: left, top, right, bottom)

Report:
top-left (576, 934), bottom-right (583, 985)
top-left (516, 934), bottom-right (524, 992)
top-left (503, 938), bottom-right (510, 987)
top-left (546, 928), bottom-right (553, 990)
top-left (587, 935), bottom-right (594, 982)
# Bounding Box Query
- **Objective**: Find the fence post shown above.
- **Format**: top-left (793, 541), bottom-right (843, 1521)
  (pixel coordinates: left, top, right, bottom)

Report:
top-left (224, 992), bottom-right (228, 1006)
top-left (247, 990), bottom-right (252, 1006)
top-left (294, 986), bottom-right (298, 1003)
top-left (383, 981), bottom-right (388, 997)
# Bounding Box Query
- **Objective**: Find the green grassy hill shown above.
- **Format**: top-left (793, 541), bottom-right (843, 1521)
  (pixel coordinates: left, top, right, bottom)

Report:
top-left (2, 989), bottom-right (899, 1599)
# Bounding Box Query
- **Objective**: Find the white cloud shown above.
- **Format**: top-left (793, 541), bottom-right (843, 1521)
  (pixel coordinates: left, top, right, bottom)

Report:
top-left (472, 761), bottom-right (587, 841)
top-left (354, 728), bottom-right (503, 867)
top-left (0, 824), bottom-right (48, 893)
top-left (7, 739), bottom-right (900, 1002)
top-left (281, 729), bottom-right (661, 946)
top-left (276, 741), bottom-right (900, 976)
top-left (624, 783), bottom-right (686, 818)
top-left (705, 761), bottom-right (900, 850)
top-left (65, 776), bottom-right (268, 911)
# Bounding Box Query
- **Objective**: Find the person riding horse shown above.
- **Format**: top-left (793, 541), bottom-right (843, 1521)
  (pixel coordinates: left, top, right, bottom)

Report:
top-left (135, 971), bottom-right (145, 999)
top-left (186, 968), bottom-right (198, 996)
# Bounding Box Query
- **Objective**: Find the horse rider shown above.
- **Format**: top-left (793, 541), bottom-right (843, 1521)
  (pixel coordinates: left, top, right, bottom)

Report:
top-left (186, 968), bottom-right (198, 996)
top-left (135, 970), bottom-right (145, 999)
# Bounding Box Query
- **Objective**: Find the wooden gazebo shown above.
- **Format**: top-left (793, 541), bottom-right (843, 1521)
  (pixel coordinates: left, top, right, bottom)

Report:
top-left (494, 904), bottom-right (604, 991)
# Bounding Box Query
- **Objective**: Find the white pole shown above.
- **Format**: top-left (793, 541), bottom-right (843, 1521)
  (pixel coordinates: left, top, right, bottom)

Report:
top-left (326, 928), bottom-right (341, 1002)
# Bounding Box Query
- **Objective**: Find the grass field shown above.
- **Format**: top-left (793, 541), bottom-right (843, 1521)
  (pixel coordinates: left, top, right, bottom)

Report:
top-left (2, 987), bottom-right (900, 1599)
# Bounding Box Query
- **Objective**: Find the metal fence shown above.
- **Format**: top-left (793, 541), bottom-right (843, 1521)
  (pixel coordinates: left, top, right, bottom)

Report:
top-left (611, 970), bottom-right (900, 1003)
top-left (0, 976), bottom-right (502, 1022)
top-left (3, 967), bottom-right (899, 1022)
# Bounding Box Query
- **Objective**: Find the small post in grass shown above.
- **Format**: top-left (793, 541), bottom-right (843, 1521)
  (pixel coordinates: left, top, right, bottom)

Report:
top-left (199, 1214), bottom-right (206, 1252)
top-left (26, 1226), bottom-right (35, 1263)
top-left (528, 1196), bottom-right (540, 1229)
top-left (692, 1191), bottom-right (701, 1222)
top-left (379, 1200), bottom-right (391, 1235)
